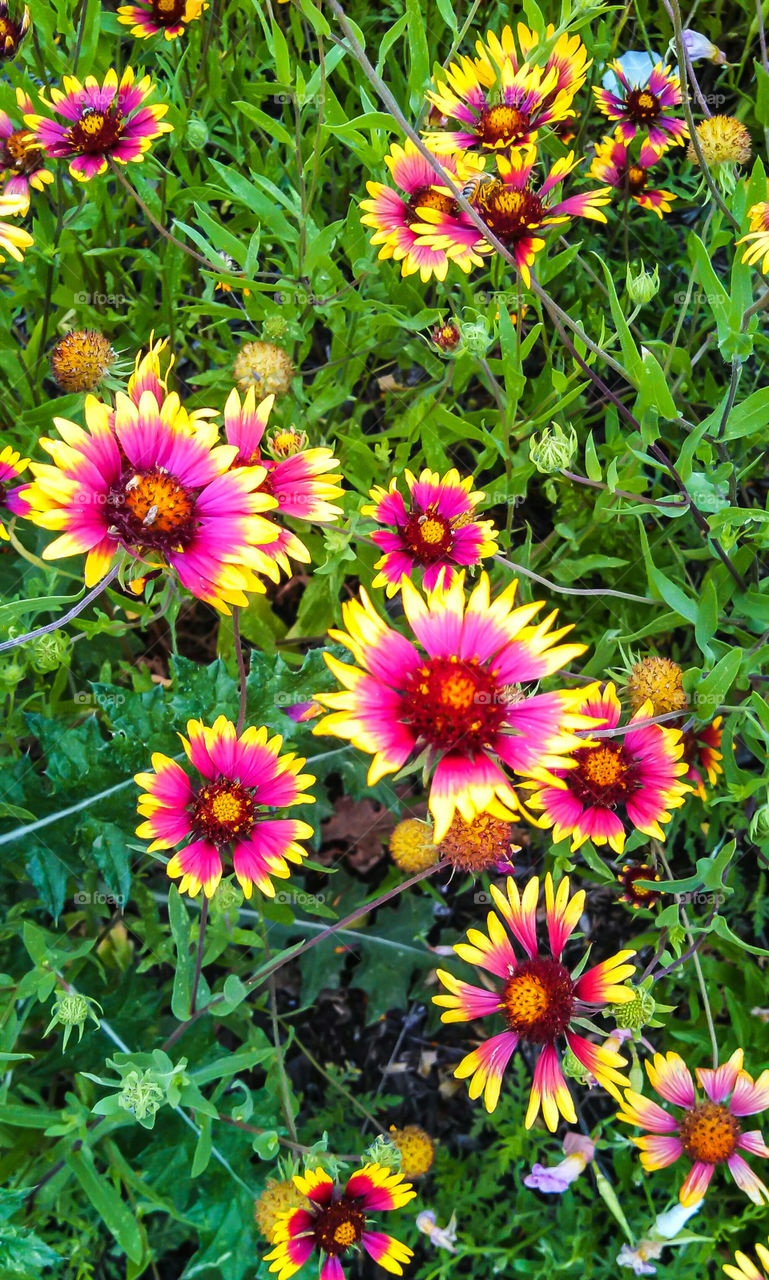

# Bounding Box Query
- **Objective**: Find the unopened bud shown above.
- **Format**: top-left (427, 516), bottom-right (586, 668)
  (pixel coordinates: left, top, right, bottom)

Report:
top-left (267, 426), bottom-right (308, 459)
top-left (749, 802), bottom-right (769, 843)
top-left (186, 117), bottom-right (209, 148)
top-left (261, 316), bottom-right (290, 344)
top-left (459, 318), bottom-right (490, 357)
top-left (30, 631), bottom-right (69, 673)
top-left (364, 1135), bottom-right (402, 1171)
top-left (613, 986), bottom-right (656, 1030)
top-left (561, 1047), bottom-right (590, 1083)
top-left (626, 261), bottom-right (660, 306)
top-left (431, 320), bottom-right (461, 353)
top-left (529, 422), bottom-right (577, 474)
top-left (44, 992), bottom-right (101, 1051)
top-left (118, 1070), bottom-right (165, 1122)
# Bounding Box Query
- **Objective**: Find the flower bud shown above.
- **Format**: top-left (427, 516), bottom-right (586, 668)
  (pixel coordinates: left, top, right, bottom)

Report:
top-left (262, 315), bottom-right (290, 344)
top-left (459, 318), bottom-right (490, 357)
top-left (44, 992), bottom-right (101, 1051)
top-left (681, 29), bottom-right (727, 64)
top-left (561, 1047), bottom-right (590, 1083)
top-left (613, 985), bottom-right (656, 1030)
top-left (626, 261), bottom-right (660, 306)
top-left (431, 320), bottom-right (461, 353)
top-left (30, 630), bottom-right (69, 673)
top-left (118, 1069), bottom-right (165, 1122)
top-left (529, 422), bottom-right (577, 474)
top-left (186, 116), bottom-right (209, 148)
top-left (364, 1135), bottom-right (402, 1172)
top-left (749, 802), bottom-right (769, 843)
top-left (267, 426), bottom-right (308, 459)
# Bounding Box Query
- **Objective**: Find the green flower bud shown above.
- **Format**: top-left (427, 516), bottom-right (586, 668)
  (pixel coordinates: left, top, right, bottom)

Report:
top-left (529, 422), bottom-right (578, 474)
top-left (561, 1047), bottom-right (591, 1083)
top-left (186, 117), bottom-right (209, 149)
top-left (459, 319), bottom-right (490, 358)
top-left (749, 803), bottom-right (769, 843)
top-left (0, 660), bottom-right (25, 688)
top-left (364, 1135), bottom-right (402, 1172)
top-left (210, 878), bottom-right (243, 916)
top-left (262, 315), bottom-right (290, 343)
top-left (30, 630), bottom-right (69, 673)
top-left (613, 986), bottom-right (656, 1030)
top-left (118, 1070), bottom-right (165, 1122)
top-left (626, 261), bottom-right (660, 306)
top-left (44, 992), bottom-right (102, 1051)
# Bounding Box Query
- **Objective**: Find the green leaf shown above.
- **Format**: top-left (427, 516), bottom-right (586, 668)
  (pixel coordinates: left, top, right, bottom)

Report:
top-left (191, 1115), bottom-right (213, 1177)
top-left (66, 1149), bottom-right (143, 1264)
top-left (168, 887), bottom-right (193, 1022)
top-left (694, 649), bottom-right (743, 718)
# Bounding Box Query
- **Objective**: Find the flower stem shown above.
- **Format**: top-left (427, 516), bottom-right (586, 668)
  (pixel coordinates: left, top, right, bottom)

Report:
top-left (232, 606), bottom-right (248, 735)
top-left (0, 565), bottom-right (120, 654)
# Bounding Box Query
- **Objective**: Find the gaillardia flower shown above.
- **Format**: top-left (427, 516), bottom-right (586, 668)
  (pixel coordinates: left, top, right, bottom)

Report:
top-left (313, 571), bottom-right (591, 841)
top-left (135, 716), bottom-right (315, 898)
top-left (255, 1180), bottom-right (311, 1244)
top-left (233, 341), bottom-right (294, 397)
top-left (389, 818), bottom-right (438, 874)
top-left (359, 140), bottom-right (484, 282)
top-left (0, 1), bottom-right (29, 59)
top-left (0, 190), bottom-right (33, 263)
top-left (522, 682), bottom-right (689, 854)
top-left (389, 1125), bottom-right (435, 1178)
top-left (618, 862), bottom-right (661, 911)
top-left (413, 149), bottom-right (610, 286)
top-left (423, 56), bottom-right (575, 156)
top-left (265, 1164), bottom-right (415, 1280)
top-left (439, 809), bottom-right (518, 874)
top-left (223, 387), bottom-right (343, 581)
top-left (362, 467), bottom-right (497, 596)
top-left (0, 89), bottom-right (53, 210)
top-left (117, 0), bottom-right (207, 40)
top-left (24, 388), bottom-right (281, 611)
top-left (626, 655), bottom-right (686, 715)
top-left (0, 444), bottom-right (29, 539)
top-left (724, 1237), bottom-right (769, 1280)
top-left (434, 874), bottom-right (635, 1125)
top-left (50, 330), bottom-right (115, 393)
top-left (593, 62), bottom-right (687, 153)
top-left (478, 24), bottom-right (590, 105)
top-left (682, 717), bottom-right (723, 799)
top-left (617, 1049), bottom-right (769, 1206)
top-left (589, 136), bottom-right (676, 217)
top-left (738, 200), bottom-right (769, 274)
top-left (688, 116), bottom-right (751, 167)
top-left (25, 67), bottom-right (172, 181)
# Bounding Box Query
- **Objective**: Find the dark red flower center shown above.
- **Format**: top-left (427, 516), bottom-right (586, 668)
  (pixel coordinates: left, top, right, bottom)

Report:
top-left (108, 468), bottom-right (199, 552)
top-left (502, 957), bottom-right (575, 1043)
top-left (0, 12), bottom-right (25, 54)
top-left (2, 130), bottom-right (42, 173)
top-left (625, 88), bottom-right (661, 122)
top-left (475, 103), bottom-right (531, 147)
top-left (405, 186), bottom-right (458, 225)
top-left (626, 164), bottom-right (648, 194)
top-left (565, 741), bottom-right (640, 809)
top-left (402, 507), bottom-right (454, 563)
top-left (313, 1201), bottom-right (365, 1256)
top-left (401, 656), bottom-right (506, 754)
top-left (618, 862), bottom-right (661, 909)
top-left (151, 0), bottom-right (187, 23)
top-left (69, 105), bottom-right (124, 155)
top-left (678, 1103), bottom-right (741, 1164)
top-left (192, 779), bottom-right (256, 845)
top-left (476, 182), bottom-right (545, 243)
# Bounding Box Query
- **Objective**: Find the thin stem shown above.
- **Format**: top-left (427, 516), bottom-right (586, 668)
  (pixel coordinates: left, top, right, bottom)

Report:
top-left (108, 161), bottom-right (221, 270)
top-left (493, 554), bottom-right (659, 605)
top-left (560, 470), bottom-right (688, 511)
top-left (216, 1113), bottom-right (358, 1160)
top-left (190, 896), bottom-right (209, 1016)
top-left (717, 356), bottom-right (743, 439)
top-left (232, 606), bottom-right (248, 735)
top-left (655, 850), bottom-right (719, 1067)
top-left (71, 0), bottom-right (90, 73)
top-left (0, 566), bottom-right (120, 654)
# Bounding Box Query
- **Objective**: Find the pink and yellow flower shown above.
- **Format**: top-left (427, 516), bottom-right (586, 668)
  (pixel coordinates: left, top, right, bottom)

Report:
top-left (0, 89), bottom-right (53, 210)
top-left (738, 200), bottom-right (769, 274)
top-left (117, 0), bottom-right (207, 40)
top-left (135, 716), bottom-right (315, 899)
top-left (0, 1), bottom-right (29, 60)
top-left (25, 67), bottom-right (172, 181)
top-left (724, 1238), bottom-right (769, 1280)
top-left (589, 135), bottom-right (676, 216)
top-left (265, 1164), bottom-right (415, 1280)
top-left (0, 190), bottom-right (33, 262)
top-left (313, 571), bottom-right (591, 840)
top-left (362, 467), bottom-right (498, 596)
top-left (434, 873), bottom-right (635, 1125)
top-left (682, 717), bottom-right (723, 799)
top-left (423, 56), bottom-right (576, 156)
top-left (359, 140), bottom-right (485, 281)
top-left (412, 148), bottom-right (610, 286)
top-left (593, 63), bottom-right (687, 153)
top-left (0, 444), bottom-right (29, 539)
top-left (223, 387), bottom-right (343, 582)
top-left (522, 682), bottom-right (690, 854)
top-left (23, 388), bottom-right (281, 612)
top-left (617, 1049), bottom-right (769, 1206)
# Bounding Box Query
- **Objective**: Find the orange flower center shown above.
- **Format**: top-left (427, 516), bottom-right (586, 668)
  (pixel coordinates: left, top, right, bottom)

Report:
top-left (109, 469), bottom-right (198, 553)
top-left (440, 810), bottom-right (516, 873)
top-left (477, 182), bottom-right (545, 243)
top-left (152, 0), bottom-right (187, 21)
top-left (625, 87), bottom-right (661, 122)
top-left (406, 186), bottom-right (458, 225)
top-left (626, 164), bottom-right (648, 193)
top-left (678, 1103), bottom-right (741, 1164)
top-left (402, 507), bottom-right (454, 562)
top-left (502, 957), bottom-right (575, 1043)
top-left (567, 741), bottom-right (640, 809)
top-left (192, 779), bottom-right (256, 845)
top-left (401, 655), bottom-right (506, 753)
top-left (619, 862), bottom-right (661, 909)
top-left (313, 1202), bottom-right (365, 1257)
top-left (476, 104), bottom-right (531, 147)
top-left (3, 129), bottom-right (41, 173)
top-left (70, 105), bottom-right (124, 155)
